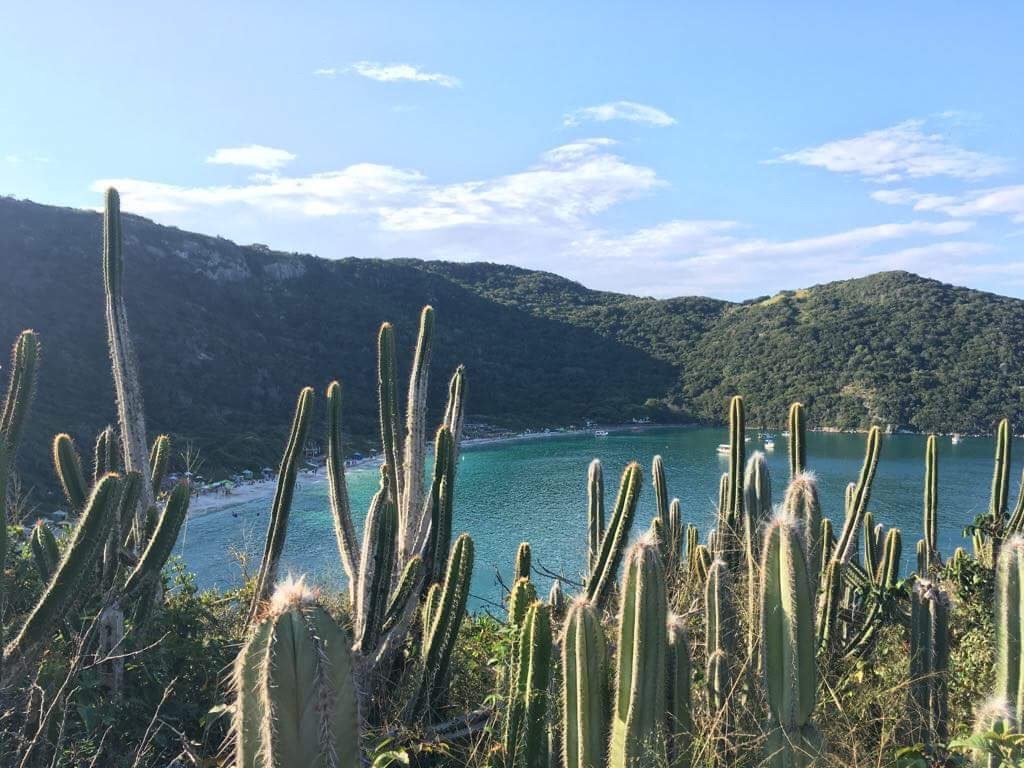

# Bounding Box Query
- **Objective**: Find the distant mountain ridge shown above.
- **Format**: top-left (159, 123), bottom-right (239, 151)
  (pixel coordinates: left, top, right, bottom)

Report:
top-left (2, 195), bottom-right (1022, 493)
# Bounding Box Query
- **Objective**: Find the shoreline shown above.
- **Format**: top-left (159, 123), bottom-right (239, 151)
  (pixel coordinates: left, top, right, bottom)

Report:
top-left (185, 422), bottom-right (663, 517)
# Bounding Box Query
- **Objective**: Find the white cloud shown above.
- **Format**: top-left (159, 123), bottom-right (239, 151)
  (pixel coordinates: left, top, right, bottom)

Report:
top-left (206, 145), bottom-right (297, 171)
top-left (564, 101), bottom-right (676, 127)
top-left (348, 61), bottom-right (460, 88)
top-left (773, 119), bottom-right (1007, 181)
top-left (313, 68), bottom-right (338, 78)
top-left (873, 184), bottom-right (1024, 223)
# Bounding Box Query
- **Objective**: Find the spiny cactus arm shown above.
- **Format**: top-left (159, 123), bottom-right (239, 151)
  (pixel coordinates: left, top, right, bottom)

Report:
top-left (0, 439), bottom-right (8, 579)
top-left (101, 189), bottom-right (154, 520)
top-left (325, 381), bottom-right (359, 599)
top-left (548, 579), bottom-right (567, 624)
top-left (29, 519), bottom-right (59, 583)
top-left (399, 306), bottom-right (434, 557)
top-left (609, 537), bottom-right (668, 768)
top-left (995, 537), bottom-right (1024, 719)
top-left (743, 451), bottom-right (772, 524)
top-left (148, 434), bottom-right (170, 498)
top-left (418, 426), bottom-right (454, 583)
top-left (53, 434), bottom-right (88, 513)
top-left (834, 426), bottom-right (882, 564)
top-left (0, 330), bottom-right (40, 463)
top-left (587, 459), bottom-right (605, 572)
top-left (514, 541), bottom-right (532, 582)
top-left (4, 474), bottom-right (119, 676)
top-left (816, 559), bottom-right (842, 657)
top-left (508, 577), bottom-right (537, 628)
top-left (760, 515), bottom-right (818, 762)
top-left (691, 544), bottom-right (712, 584)
top-left (667, 498), bottom-right (683, 573)
top-left (726, 396), bottom-right (745, 525)
top-left (910, 579), bottom-right (950, 745)
top-left (788, 402), bottom-right (806, 477)
top-left (862, 512), bottom-right (879, 582)
top-left (666, 615), bottom-right (692, 768)
top-left (377, 322), bottom-right (402, 508)
top-left (123, 481), bottom-right (190, 595)
top-left (443, 364), bottom-right (467, 469)
top-left (652, 455), bottom-right (669, 522)
top-left (1008, 467), bottom-right (1024, 538)
top-left (879, 527), bottom-right (902, 588)
top-left (380, 555), bottom-right (424, 636)
top-left (407, 533), bottom-right (474, 722)
top-left (354, 469), bottom-right (397, 654)
top-left (516, 601), bottom-right (553, 768)
top-left (93, 425), bottom-right (116, 482)
top-left (818, 517), bottom-right (835, 582)
top-left (991, 418), bottom-right (1013, 527)
top-left (247, 386), bottom-right (315, 625)
top-left (924, 435), bottom-right (939, 560)
top-left (586, 462), bottom-right (642, 607)
top-left (106, 470), bottom-right (142, 586)
top-left (562, 599), bottom-right (607, 768)
top-left (782, 472), bottom-right (822, 590)
top-left (235, 581), bottom-right (359, 768)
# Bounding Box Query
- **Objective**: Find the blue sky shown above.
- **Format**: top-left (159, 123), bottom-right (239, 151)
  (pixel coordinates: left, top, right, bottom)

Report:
top-left (2, 2), bottom-right (1023, 300)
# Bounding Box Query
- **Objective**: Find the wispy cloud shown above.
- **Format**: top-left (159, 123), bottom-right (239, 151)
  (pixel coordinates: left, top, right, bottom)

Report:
top-left (773, 119), bottom-right (1007, 181)
top-left (206, 145), bottom-right (296, 171)
top-left (874, 184), bottom-right (1024, 224)
top-left (563, 101), bottom-right (676, 127)
top-left (348, 61), bottom-right (460, 88)
top-left (313, 68), bottom-right (338, 78)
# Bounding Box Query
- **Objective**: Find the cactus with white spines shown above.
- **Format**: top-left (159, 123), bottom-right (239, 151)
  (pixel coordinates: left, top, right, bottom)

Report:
top-left (246, 386), bottom-right (315, 626)
top-left (761, 514), bottom-right (822, 768)
top-left (994, 537), bottom-right (1024, 726)
top-left (561, 598), bottom-right (608, 768)
top-left (1, 330), bottom-right (40, 466)
top-left (705, 558), bottom-right (735, 763)
top-left (610, 536), bottom-right (668, 768)
top-left (503, 601), bottom-right (553, 768)
top-left (587, 459), bottom-right (605, 572)
top-left (909, 579), bottom-right (950, 746)
top-left (148, 434), bottom-right (170, 498)
top-left (782, 472), bottom-right (822, 591)
top-left (834, 427), bottom-right (882, 565)
top-left (923, 434), bottom-right (940, 567)
top-left (514, 541), bottom-right (532, 583)
top-left (53, 433), bottom-right (88, 514)
top-left (586, 462), bottom-right (642, 609)
top-left (788, 402), bottom-right (806, 478)
top-left (666, 615), bottom-right (692, 768)
top-left (93, 425), bottom-right (116, 482)
top-left (744, 451), bottom-right (772, 525)
top-left (233, 577), bottom-right (359, 768)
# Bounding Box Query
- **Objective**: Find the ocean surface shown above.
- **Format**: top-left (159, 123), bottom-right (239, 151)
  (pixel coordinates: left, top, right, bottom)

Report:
top-left (176, 426), bottom-right (1015, 610)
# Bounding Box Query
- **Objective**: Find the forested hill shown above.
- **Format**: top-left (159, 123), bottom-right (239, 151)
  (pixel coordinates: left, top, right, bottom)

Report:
top-left (2, 195), bottom-right (1023, 493)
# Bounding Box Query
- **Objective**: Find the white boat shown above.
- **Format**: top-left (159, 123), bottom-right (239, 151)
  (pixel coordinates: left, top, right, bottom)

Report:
top-left (716, 443), bottom-right (731, 455)
top-left (595, 430), bottom-right (609, 437)
top-left (744, 436), bottom-right (751, 442)
top-left (763, 439), bottom-right (776, 451)
top-left (951, 433), bottom-right (961, 445)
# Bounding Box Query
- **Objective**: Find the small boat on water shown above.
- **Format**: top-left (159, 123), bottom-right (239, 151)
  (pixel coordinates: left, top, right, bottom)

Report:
top-left (951, 433), bottom-right (961, 445)
top-left (763, 437), bottom-right (776, 450)
top-left (716, 443), bottom-right (731, 455)
top-left (594, 429), bottom-right (609, 437)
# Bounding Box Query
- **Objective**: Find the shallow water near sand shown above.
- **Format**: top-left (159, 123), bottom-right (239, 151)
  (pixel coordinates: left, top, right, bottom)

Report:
top-left (176, 426), bottom-right (1016, 610)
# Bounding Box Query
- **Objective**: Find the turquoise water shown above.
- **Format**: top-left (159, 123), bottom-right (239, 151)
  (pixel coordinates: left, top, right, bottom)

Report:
top-left (176, 426), bottom-right (1016, 610)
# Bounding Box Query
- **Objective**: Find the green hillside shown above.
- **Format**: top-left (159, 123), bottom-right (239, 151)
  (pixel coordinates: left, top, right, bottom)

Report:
top-left (2, 195), bottom-right (1023, 495)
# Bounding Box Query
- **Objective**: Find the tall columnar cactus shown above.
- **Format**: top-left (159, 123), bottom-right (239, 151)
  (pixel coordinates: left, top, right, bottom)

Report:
top-left (761, 515), bottom-right (822, 768)
top-left (862, 512), bottom-right (881, 582)
top-left (909, 579), bottom-right (950, 746)
top-left (994, 537), bottom-right (1024, 724)
top-left (502, 601), bottom-right (553, 768)
top-left (834, 426), bottom-right (882, 564)
top-left (53, 433), bottom-right (88, 513)
top-left (148, 434), bottom-right (170, 498)
top-left (666, 615), bottom-right (692, 768)
top-left (788, 402), bottom-right (806, 478)
top-left (4, 474), bottom-right (120, 681)
top-left (744, 451), bottom-right (772, 524)
top-left (878, 527), bottom-right (902, 588)
top-left (726, 396), bottom-right (745, 529)
top-left (93, 425), bottom-right (116, 482)
top-left (653, 455), bottom-right (669, 521)
top-left (515, 542), bottom-right (533, 583)
top-left (246, 386), bottom-right (315, 626)
top-left (548, 579), bottom-right (567, 624)
top-left (782, 473), bottom-right (822, 591)
top-left (399, 306), bottom-right (435, 553)
top-left (923, 434), bottom-right (939, 566)
top-left (586, 462), bottom-right (642, 609)
top-left (816, 559), bottom-right (842, 658)
top-left (423, 426), bottom-right (456, 585)
top-left (609, 537), bottom-right (667, 768)
top-left (354, 468), bottom-right (398, 654)
top-left (123, 482), bottom-right (190, 596)
top-left (326, 380), bottom-right (359, 601)
top-left (705, 558), bottom-right (736, 763)
top-left (992, 419), bottom-right (1013, 534)
top-left (233, 578), bottom-right (359, 768)
top-left (408, 533), bottom-right (474, 722)
top-left (29, 520), bottom-right (60, 584)
top-left (101, 189), bottom-right (154, 530)
top-left (1, 329), bottom-right (40, 464)
top-left (561, 599), bottom-right (608, 768)
top-left (587, 459), bottom-right (605, 572)
top-left (818, 518), bottom-right (835, 583)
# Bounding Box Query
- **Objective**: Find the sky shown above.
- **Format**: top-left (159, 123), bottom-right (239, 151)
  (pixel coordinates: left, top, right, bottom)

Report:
top-left (2, 2), bottom-right (1023, 301)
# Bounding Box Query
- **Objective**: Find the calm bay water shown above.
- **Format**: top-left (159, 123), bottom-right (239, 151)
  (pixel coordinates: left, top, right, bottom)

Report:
top-left (176, 426), bottom-right (1015, 610)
